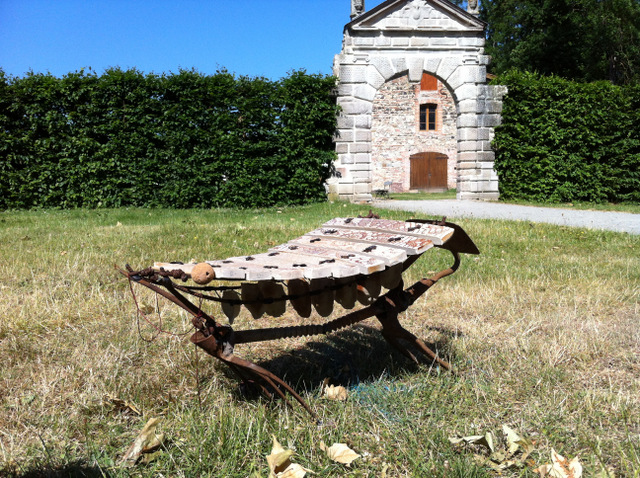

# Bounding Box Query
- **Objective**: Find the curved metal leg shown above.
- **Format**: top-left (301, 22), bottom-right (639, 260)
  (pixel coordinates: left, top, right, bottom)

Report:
top-left (376, 311), bottom-right (451, 371)
top-left (190, 331), bottom-right (317, 419)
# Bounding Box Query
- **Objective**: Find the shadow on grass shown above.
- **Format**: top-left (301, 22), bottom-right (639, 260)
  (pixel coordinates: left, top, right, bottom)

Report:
top-left (7, 462), bottom-right (110, 478)
top-left (220, 323), bottom-right (460, 405)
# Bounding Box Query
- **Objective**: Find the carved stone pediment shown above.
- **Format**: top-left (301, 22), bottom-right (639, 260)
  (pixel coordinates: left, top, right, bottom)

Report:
top-left (348, 0), bottom-right (484, 32)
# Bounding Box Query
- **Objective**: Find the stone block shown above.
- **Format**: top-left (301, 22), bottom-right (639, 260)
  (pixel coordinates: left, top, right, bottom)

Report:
top-left (337, 183), bottom-right (356, 195)
top-left (339, 154), bottom-right (354, 165)
top-left (485, 100), bottom-right (503, 114)
top-left (457, 99), bottom-right (479, 114)
top-left (479, 114), bottom-right (502, 128)
top-left (366, 66), bottom-right (386, 89)
top-left (458, 140), bottom-right (479, 152)
top-left (354, 83), bottom-right (378, 102)
top-left (457, 152), bottom-right (477, 162)
top-left (352, 171), bottom-right (372, 181)
top-left (444, 68), bottom-right (464, 90)
top-left (474, 128), bottom-right (491, 141)
top-left (340, 99), bottom-right (373, 115)
top-left (354, 114), bottom-right (372, 128)
top-left (456, 127), bottom-right (478, 141)
top-left (457, 160), bottom-right (479, 170)
top-left (353, 183), bottom-right (371, 194)
top-left (455, 83), bottom-right (478, 102)
top-left (350, 142), bottom-right (371, 153)
top-left (339, 65), bottom-right (367, 84)
top-left (375, 34), bottom-right (392, 47)
top-left (458, 180), bottom-right (480, 192)
top-left (424, 58), bottom-right (441, 75)
top-left (436, 57), bottom-right (460, 81)
top-left (410, 36), bottom-right (430, 47)
top-left (391, 37), bottom-right (410, 47)
top-left (391, 57), bottom-right (408, 75)
top-left (431, 37), bottom-right (458, 47)
top-left (335, 142), bottom-right (349, 154)
top-left (407, 57), bottom-right (424, 82)
top-left (479, 140), bottom-right (493, 151)
top-left (337, 84), bottom-right (354, 97)
top-left (355, 129), bottom-right (372, 142)
top-left (456, 65), bottom-right (486, 84)
top-left (476, 151), bottom-right (496, 162)
top-left (370, 57), bottom-right (395, 81)
top-left (457, 113), bottom-right (478, 128)
top-left (353, 36), bottom-right (375, 47)
top-left (336, 115), bottom-right (354, 129)
top-left (480, 161), bottom-right (497, 171)
top-left (458, 36), bottom-right (485, 48)
top-left (334, 129), bottom-right (354, 142)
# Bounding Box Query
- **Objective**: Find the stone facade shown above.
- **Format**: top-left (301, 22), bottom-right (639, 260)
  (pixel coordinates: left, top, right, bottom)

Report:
top-left (371, 73), bottom-right (456, 191)
top-left (329, 0), bottom-right (506, 201)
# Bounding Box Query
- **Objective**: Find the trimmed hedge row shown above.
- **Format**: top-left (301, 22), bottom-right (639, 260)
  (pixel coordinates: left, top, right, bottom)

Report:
top-left (0, 68), bottom-right (338, 209)
top-left (493, 70), bottom-right (640, 203)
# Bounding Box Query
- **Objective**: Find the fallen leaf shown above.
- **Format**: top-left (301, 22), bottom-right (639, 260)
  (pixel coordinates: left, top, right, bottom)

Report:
top-left (139, 304), bottom-right (155, 316)
top-left (320, 442), bottom-right (360, 465)
top-left (277, 463), bottom-right (308, 478)
top-left (448, 432), bottom-right (495, 453)
top-left (534, 449), bottom-right (582, 478)
top-left (104, 394), bottom-right (141, 416)
top-left (322, 384), bottom-right (348, 401)
top-left (266, 436), bottom-right (310, 478)
top-left (503, 425), bottom-right (522, 455)
top-left (120, 417), bottom-right (164, 466)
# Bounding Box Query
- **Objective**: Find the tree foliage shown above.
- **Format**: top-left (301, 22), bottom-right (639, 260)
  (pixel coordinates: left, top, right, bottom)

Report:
top-left (493, 70), bottom-right (640, 203)
top-left (481, 0), bottom-right (640, 84)
top-left (0, 68), bottom-right (339, 209)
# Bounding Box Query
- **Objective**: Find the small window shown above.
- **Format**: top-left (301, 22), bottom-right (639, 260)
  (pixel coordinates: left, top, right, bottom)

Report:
top-left (419, 104), bottom-right (437, 131)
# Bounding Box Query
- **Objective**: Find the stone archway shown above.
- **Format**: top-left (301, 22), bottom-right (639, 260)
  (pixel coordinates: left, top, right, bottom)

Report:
top-left (328, 0), bottom-right (507, 201)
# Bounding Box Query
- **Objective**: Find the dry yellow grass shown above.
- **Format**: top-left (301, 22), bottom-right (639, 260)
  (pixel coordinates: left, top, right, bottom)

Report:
top-left (0, 205), bottom-right (638, 477)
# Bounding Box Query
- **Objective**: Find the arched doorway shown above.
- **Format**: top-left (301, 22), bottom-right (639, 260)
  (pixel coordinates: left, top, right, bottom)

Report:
top-left (370, 72), bottom-right (456, 193)
top-left (410, 152), bottom-right (448, 191)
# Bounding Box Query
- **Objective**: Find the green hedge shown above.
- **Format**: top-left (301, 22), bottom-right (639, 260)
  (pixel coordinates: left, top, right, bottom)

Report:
top-left (0, 68), bottom-right (338, 209)
top-left (492, 70), bottom-right (640, 203)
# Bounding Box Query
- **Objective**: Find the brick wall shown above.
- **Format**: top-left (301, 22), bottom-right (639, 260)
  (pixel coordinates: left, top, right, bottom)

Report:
top-left (371, 74), bottom-right (457, 191)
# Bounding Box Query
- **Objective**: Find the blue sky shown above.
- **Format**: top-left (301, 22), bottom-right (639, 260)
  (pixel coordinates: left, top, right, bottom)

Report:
top-left (0, 0), bottom-right (389, 80)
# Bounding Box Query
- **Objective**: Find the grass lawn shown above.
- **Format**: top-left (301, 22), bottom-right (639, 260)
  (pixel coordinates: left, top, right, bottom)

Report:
top-left (1, 202), bottom-right (638, 477)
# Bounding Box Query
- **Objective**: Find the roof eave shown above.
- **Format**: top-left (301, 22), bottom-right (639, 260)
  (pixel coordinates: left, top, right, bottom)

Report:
top-left (344, 0), bottom-right (487, 33)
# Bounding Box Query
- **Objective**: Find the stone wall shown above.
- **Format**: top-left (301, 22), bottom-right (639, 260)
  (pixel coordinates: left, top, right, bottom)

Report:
top-left (371, 74), bottom-right (456, 191)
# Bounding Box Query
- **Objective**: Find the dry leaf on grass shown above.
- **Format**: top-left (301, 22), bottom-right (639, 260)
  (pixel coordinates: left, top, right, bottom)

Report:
top-left (120, 417), bottom-right (165, 466)
top-left (320, 442), bottom-right (360, 465)
top-left (104, 394), bottom-right (141, 416)
top-left (449, 426), bottom-right (536, 471)
top-left (266, 435), bottom-right (311, 478)
top-left (534, 449), bottom-right (583, 478)
top-left (322, 384), bottom-right (348, 401)
top-left (449, 432), bottom-right (495, 453)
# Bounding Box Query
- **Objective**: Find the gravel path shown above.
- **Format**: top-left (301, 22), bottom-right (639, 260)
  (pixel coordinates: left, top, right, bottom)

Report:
top-left (374, 199), bottom-right (640, 235)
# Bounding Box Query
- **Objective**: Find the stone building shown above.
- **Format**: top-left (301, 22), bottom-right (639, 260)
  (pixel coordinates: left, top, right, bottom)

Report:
top-left (329, 0), bottom-right (506, 201)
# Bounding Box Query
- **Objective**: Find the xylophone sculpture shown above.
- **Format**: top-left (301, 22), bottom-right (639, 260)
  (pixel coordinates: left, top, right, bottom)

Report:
top-left (122, 216), bottom-right (479, 418)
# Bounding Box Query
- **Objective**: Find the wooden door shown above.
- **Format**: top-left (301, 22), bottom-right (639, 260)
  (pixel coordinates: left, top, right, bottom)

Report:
top-left (410, 152), bottom-right (448, 190)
